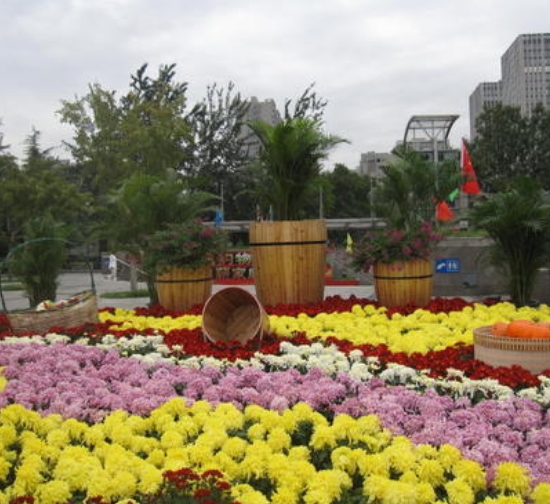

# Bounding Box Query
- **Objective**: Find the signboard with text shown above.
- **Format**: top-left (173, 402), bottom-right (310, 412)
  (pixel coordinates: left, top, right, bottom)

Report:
top-left (435, 258), bottom-right (461, 273)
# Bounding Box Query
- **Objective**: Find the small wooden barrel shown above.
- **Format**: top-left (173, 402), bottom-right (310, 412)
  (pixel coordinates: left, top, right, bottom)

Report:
top-left (474, 326), bottom-right (550, 374)
top-left (249, 219), bottom-right (327, 306)
top-left (373, 259), bottom-right (433, 308)
top-left (155, 265), bottom-right (213, 311)
top-left (202, 287), bottom-right (269, 344)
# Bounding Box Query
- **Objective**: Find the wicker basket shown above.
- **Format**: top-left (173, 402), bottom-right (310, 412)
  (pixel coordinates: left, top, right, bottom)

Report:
top-left (0, 238), bottom-right (99, 334)
top-left (473, 325), bottom-right (550, 374)
top-left (6, 291), bottom-right (98, 334)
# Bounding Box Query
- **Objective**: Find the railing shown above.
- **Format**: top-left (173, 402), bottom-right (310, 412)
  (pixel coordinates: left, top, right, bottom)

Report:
top-left (204, 218), bottom-right (387, 232)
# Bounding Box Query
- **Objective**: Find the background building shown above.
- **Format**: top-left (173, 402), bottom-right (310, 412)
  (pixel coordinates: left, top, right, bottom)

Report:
top-left (469, 82), bottom-right (502, 139)
top-left (403, 114), bottom-right (460, 163)
top-left (469, 33), bottom-right (550, 138)
top-left (357, 151), bottom-right (397, 178)
top-left (240, 96), bottom-right (281, 159)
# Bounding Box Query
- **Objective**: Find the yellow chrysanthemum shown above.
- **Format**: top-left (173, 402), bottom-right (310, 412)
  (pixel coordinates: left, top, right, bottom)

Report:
top-left (231, 483), bottom-right (270, 504)
top-left (0, 367), bottom-right (7, 392)
top-left (532, 482), bottom-right (550, 504)
top-left (247, 423), bottom-right (267, 441)
top-left (53, 446), bottom-right (103, 492)
top-left (416, 458), bottom-right (446, 487)
top-left (266, 427), bottom-right (292, 452)
top-left (493, 462), bottom-right (531, 497)
top-left (437, 444), bottom-right (463, 471)
top-left (221, 436), bottom-right (249, 461)
top-left (0, 424), bottom-right (17, 447)
top-left (383, 436), bottom-right (417, 475)
top-left (355, 452), bottom-right (390, 479)
top-left (309, 424), bottom-right (338, 450)
top-left (330, 446), bottom-right (358, 474)
top-left (452, 459), bottom-right (487, 493)
top-left (12, 453), bottom-right (45, 494)
top-left (444, 478), bottom-right (475, 504)
top-left (270, 485), bottom-right (301, 504)
top-left (159, 429), bottom-right (184, 450)
top-left (303, 469), bottom-right (352, 504)
top-left (34, 480), bottom-right (71, 504)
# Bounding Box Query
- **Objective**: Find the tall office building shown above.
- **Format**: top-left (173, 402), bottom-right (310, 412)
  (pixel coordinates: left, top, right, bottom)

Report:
top-left (469, 33), bottom-right (550, 139)
top-left (469, 82), bottom-right (502, 139)
top-left (501, 33), bottom-right (550, 114)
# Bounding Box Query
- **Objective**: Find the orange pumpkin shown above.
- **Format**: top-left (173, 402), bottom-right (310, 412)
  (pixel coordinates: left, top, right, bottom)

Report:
top-left (491, 322), bottom-right (509, 336)
top-left (506, 320), bottom-right (537, 338)
top-left (506, 320), bottom-right (550, 339)
top-left (528, 325), bottom-right (550, 339)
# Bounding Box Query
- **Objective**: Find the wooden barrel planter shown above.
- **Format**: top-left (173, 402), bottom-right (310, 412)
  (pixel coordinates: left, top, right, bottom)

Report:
top-left (249, 219), bottom-right (327, 306)
top-left (202, 287), bottom-right (269, 344)
top-left (474, 326), bottom-right (550, 374)
top-left (155, 264), bottom-right (213, 311)
top-left (373, 258), bottom-right (433, 308)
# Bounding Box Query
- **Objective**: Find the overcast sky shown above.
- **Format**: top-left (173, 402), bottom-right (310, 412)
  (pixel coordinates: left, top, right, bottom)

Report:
top-left (2, 0), bottom-right (549, 170)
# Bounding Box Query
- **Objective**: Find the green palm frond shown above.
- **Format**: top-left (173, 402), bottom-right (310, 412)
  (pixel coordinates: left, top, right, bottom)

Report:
top-left (248, 118), bottom-right (347, 220)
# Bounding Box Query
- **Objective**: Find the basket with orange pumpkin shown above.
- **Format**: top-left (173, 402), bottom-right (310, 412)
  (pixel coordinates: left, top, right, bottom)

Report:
top-left (473, 320), bottom-right (550, 374)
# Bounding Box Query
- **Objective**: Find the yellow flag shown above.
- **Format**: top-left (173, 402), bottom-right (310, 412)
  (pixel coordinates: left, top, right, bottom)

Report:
top-left (346, 233), bottom-right (353, 253)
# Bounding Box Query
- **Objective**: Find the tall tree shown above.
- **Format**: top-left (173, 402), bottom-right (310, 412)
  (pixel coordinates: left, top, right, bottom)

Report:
top-left (58, 64), bottom-right (193, 246)
top-left (323, 164), bottom-right (371, 218)
top-left (181, 82), bottom-right (251, 219)
top-left (284, 83), bottom-right (328, 123)
top-left (58, 63), bottom-right (191, 196)
top-left (0, 130), bottom-right (85, 254)
top-left (471, 103), bottom-right (550, 192)
top-left (524, 104), bottom-right (550, 190)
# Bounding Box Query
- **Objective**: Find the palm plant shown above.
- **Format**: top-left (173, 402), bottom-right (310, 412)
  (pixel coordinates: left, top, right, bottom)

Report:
top-left (106, 169), bottom-right (220, 302)
top-left (373, 148), bottom-right (463, 231)
top-left (469, 177), bottom-right (550, 306)
top-left (6, 216), bottom-right (69, 307)
top-left (248, 117), bottom-right (347, 220)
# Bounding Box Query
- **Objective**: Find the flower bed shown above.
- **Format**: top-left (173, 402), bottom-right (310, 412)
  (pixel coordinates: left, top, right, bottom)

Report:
top-left (1, 297), bottom-right (550, 503)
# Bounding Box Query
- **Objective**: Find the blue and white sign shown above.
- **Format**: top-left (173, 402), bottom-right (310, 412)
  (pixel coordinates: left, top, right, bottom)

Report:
top-left (435, 258), bottom-right (461, 273)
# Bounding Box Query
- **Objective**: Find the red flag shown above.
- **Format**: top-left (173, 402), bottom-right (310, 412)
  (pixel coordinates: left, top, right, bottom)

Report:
top-left (461, 140), bottom-right (481, 195)
top-left (436, 201), bottom-right (454, 221)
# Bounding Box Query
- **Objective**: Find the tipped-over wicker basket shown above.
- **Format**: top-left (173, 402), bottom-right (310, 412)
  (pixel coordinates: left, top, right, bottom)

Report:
top-left (6, 291), bottom-right (98, 334)
top-left (473, 325), bottom-right (550, 374)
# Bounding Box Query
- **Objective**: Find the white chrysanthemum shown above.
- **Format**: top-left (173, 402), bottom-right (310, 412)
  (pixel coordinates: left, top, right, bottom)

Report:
top-left (349, 362), bottom-right (373, 382)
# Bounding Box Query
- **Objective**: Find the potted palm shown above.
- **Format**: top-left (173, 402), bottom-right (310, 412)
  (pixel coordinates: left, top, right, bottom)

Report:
top-left (107, 170), bottom-right (221, 305)
top-left (143, 220), bottom-right (229, 311)
top-left (469, 177), bottom-right (550, 306)
top-left (353, 148), bottom-right (461, 307)
top-left (248, 116), bottom-right (346, 306)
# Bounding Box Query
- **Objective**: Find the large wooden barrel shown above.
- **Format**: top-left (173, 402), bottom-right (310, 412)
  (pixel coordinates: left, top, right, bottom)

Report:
top-left (373, 258), bottom-right (433, 308)
top-left (249, 220), bottom-right (327, 306)
top-left (155, 265), bottom-right (213, 311)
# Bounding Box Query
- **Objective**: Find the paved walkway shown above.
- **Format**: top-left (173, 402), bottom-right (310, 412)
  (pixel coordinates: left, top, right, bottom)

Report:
top-left (1, 271), bottom-right (375, 311)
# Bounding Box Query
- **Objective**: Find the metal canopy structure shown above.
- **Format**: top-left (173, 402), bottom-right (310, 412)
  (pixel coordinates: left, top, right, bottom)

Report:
top-left (403, 114), bottom-right (459, 145)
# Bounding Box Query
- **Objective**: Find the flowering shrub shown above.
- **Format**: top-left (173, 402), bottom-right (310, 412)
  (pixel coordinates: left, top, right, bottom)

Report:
top-left (144, 220), bottom-right (229, 273)
top-left (352, 221), bottom-right (444, 270)
top-left (139, 468), bottom-right (239, 504)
